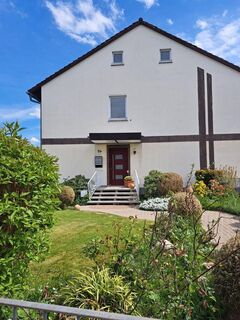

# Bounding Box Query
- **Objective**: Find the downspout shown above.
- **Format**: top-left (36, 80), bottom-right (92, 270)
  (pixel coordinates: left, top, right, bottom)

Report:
top-left (27, 91), bottom-right (42, 149)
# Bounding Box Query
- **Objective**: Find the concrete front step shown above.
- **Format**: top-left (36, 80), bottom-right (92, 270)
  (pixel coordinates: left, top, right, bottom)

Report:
top-left (97, 186), bottom-right (133, 191)
top-left (91, 197), bottom-right (138, 201)
top-left (95, 189), bottom-right (136, 194)
top-left (95, 189), bottom-right (136, 193)
top-left (92, 193), bottom-right (137, 196)
top-left (88, 200), bottom-right (139, 205)
top-left (88, 186), bottom-right (139, 205)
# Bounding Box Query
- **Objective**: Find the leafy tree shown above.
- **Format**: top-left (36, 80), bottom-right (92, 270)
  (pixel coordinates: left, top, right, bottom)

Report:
top-left (0, 122), bottom-right (60, 299)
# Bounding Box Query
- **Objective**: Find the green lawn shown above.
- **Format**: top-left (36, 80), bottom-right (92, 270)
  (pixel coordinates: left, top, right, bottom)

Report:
top-left (30, 209), bottom-right (147, 286)
top-left (199, 192), bottom-right (240, 215)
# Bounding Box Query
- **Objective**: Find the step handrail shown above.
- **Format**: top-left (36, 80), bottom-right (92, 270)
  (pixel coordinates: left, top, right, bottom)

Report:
top-left (134, 169), bottom-right (140, 199)
top-left (87, 171), bottom-right (97, 199)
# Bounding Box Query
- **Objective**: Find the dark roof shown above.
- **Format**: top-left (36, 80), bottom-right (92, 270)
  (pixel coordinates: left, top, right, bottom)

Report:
top-left (28, 18), bottom-right (240, 102)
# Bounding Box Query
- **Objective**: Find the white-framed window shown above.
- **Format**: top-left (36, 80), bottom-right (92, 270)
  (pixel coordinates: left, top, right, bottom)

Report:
top-left (109, 95), bottom-right (127, 120)
top-left (112, 51), bottom-right (123, 65)
top-left (160, 49), bottom-right (172, 63)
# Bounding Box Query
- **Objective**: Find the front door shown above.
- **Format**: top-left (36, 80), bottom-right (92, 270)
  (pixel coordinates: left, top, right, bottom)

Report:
top-left (108, 146), bottom-right (129, 185)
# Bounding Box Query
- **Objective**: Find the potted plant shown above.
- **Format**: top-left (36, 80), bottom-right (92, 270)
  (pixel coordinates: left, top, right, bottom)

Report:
top-left (124, 176), bottom-right (135, 189)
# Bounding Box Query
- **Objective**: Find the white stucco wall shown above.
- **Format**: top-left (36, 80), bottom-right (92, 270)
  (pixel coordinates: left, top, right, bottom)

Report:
top-left (44, 141), bottom-right (199, 185)
top-left (141, 142), bottom-right (199, 183)
top-left (41, 24), bottom-right (240, 182)
top-left (44, 144), bottom-right (95, 180)
top-left (214, 141), bottom-right (240, 176)
top-left (41, 25), bottom-right (240, 139)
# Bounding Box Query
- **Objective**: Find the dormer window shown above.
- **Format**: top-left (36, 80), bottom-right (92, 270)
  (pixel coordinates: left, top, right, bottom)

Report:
top-left (160, 49), bottom-right (172, 63)
top-left (112, 51), bottom-right (123, 65)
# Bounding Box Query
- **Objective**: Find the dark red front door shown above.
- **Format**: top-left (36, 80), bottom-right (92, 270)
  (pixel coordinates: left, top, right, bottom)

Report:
top-left (108, 147), bottom-right (129, 185)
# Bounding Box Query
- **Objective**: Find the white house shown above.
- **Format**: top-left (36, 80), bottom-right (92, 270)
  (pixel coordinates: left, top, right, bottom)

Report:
top-left (28, 18), bottom-right (240, 199)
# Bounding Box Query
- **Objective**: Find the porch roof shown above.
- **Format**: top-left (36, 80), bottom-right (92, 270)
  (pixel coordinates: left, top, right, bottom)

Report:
top-left (89, 132), bottom-right (142, 144)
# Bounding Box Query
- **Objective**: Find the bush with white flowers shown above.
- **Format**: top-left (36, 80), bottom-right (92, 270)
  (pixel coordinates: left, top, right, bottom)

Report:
top-left (139, 197), bottom-right (170, 211)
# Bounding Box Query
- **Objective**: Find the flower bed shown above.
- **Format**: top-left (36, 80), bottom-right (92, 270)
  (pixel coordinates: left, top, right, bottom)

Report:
top-left (139, 197), bottom-right (170, 211)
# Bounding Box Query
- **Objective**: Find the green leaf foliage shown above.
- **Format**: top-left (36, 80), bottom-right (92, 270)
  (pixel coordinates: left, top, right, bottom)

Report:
top-left (59, 267), bottom-right (136, 314)
top-left (63, 174), bottom-right (89, 205)
top-left (144, 170), bottom-right (163, 198)
top-left (0, 122), bottom-right (60, 299)
top-left (83, 215), bottom-right (220, 319)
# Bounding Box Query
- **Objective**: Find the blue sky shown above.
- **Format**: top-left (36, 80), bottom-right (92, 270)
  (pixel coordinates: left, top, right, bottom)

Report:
top-left (0, 0), bottom-right (240, 145)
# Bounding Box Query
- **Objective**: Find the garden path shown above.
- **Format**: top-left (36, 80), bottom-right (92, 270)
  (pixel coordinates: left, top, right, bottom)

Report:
top-left (82, 205), bottom-right (240, 247)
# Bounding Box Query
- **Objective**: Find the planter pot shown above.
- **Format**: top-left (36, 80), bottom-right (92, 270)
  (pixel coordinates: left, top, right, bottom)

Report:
top-left (124, 180), bottom-right (129, 187)
top-left (129, 181), bottom-right (135, 189)
top-left (124, 180), bottom-right (135, 189)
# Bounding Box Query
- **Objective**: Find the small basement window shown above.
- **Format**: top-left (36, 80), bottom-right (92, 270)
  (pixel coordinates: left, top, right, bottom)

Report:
top-left (112, 51), bottom-right (123, 65)
top-left (160, 49), bottom-right (172, 63)
top-left (109, 96), bottom-right (127, 120)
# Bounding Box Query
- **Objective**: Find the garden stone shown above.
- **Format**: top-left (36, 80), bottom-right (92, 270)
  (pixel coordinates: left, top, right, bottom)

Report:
top-left (155, 239), bottom-right (174, 250)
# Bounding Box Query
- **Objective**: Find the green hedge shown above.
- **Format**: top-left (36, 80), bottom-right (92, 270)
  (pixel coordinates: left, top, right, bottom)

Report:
top-left (0, 122), bottom-right (60, 299)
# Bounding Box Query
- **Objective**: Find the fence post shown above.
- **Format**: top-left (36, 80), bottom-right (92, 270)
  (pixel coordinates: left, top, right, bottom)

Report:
top-left (43, 311), bottom-right (48, 320)
top-left (12, 307), bottom-right (18, 320)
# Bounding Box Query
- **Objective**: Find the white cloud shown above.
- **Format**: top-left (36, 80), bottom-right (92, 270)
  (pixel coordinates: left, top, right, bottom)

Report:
top-left (194, 14), bottom-right (240, 65)
top-left (167, 18), bottom-right (174, 26)
top-left (136, 0), bottom-right (158, 9)
top-left (0, 106), bottom-right (40, 121)
top-left (222, 10), bottom-right (228, 18)
top-left (45, 0), bottom-right (124, 46)
top-left (196, 19), bottom-right (208, 30)
top-left (29, 136), bottom-right (40, 145)
top-left (29, 107), bottom-right (40, 119)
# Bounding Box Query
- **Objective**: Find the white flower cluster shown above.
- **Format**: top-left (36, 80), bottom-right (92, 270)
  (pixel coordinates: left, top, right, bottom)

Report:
top-left (139, 197), bottom-right (170, 211)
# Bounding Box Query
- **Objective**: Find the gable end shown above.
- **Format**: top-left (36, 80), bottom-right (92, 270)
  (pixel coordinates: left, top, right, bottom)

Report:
top-left (27, 18), bottom-right (240, 102)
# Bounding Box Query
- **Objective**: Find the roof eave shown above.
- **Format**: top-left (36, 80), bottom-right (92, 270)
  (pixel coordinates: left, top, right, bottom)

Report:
top-left (27, 89), bottom-right (41, 103)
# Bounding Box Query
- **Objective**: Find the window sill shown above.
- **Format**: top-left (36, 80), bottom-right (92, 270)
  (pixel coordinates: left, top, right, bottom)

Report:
top-left (111, 63), bottom-right (124, 66)
top-left (108, 118), bottom-right (128, 122)
top-left (159, 60), bottom-right (173, 64)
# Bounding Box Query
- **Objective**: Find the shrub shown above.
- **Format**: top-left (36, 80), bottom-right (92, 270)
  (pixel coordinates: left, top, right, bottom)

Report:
top-left (83, 213), bottom-right (219, 319)
top-left (63, 174), bottom-right (88, 192)
top-left (159, 172), bottom-right (183, 196)
top-left (218, 165), bottom-right (237, 192)
top-left (59, 186), bottom-right (75, 207)
top-left (209, 179), bottom-right (225, 196)
top-left (59, 267), bottom-right (136, 313)
top-left (63, 174), bottom-right (88, 204)
top-left (139, 197), bottom-right (169, 211)
top-left (0, 122), bottom-right (60, 299)
top-left (168, 192), bottom-right (202, 217)
top-left (193, 180), bottom-right (208, 197)
top-left (195, 169), bottom-right (224, 187)
top-left (144, 170), bottom-right (163, 198)
top-left (213, 234), bottom-right (240, 319)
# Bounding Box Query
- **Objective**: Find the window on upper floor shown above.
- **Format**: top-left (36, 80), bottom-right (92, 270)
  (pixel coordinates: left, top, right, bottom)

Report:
top-left (112, 51), bottom-right (124, 65)
top-left (109, 95), bottom-right (127, 120)
top-left (160, 49), bottom-right (172, 63)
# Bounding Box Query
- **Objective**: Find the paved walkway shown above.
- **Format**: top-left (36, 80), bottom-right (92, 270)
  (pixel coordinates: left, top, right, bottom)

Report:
top-left (82, 205), bottom-right (240, 247)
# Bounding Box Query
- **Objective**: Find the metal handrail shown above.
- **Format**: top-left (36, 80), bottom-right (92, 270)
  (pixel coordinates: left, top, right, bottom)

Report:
top-left (134, 169), bottom-right (140, 198)
top-left (0, 298), bottom-right (159, 320)
top-left (87, 171), bottom-right (97, 199)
